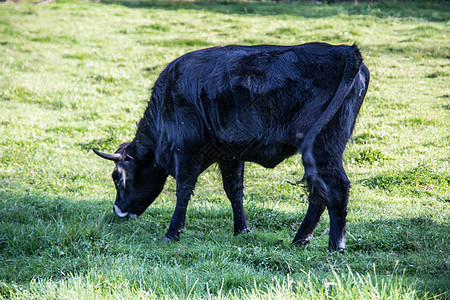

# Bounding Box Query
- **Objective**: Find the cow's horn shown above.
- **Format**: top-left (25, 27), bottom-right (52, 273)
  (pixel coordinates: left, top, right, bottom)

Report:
top-left (92, 148), bottom-right (123, 161)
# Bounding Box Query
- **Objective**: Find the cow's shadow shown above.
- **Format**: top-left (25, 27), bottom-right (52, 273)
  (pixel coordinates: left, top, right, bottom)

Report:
top-left (1, 189), bottom-right (447, 253)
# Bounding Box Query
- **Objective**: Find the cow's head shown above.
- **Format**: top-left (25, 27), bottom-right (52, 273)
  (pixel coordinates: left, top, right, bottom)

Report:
top-left (93, 143), bottom-right (167, 218)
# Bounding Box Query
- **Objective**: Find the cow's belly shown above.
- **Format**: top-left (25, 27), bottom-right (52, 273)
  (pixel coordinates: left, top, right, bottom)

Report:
top-left (242, 143), bottom-right (299, 168)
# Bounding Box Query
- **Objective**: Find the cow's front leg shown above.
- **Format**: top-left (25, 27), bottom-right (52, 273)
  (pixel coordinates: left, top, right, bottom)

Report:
top-left (163, 160), bottom-right (200, 242)
top-left (220, 160), bottom-right (249, 235)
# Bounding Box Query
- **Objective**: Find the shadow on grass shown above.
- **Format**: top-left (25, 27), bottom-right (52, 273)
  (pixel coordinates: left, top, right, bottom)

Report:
top-left (99, 0), bottom-right (449, 22)
top-left (1, 188), bottom-right (448, 251)
top-left (0, 188), bottom-right (448, 296)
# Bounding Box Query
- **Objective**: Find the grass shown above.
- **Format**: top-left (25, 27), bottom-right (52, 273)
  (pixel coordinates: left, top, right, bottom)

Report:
top-left (0, 0), bottom-right (449, 298)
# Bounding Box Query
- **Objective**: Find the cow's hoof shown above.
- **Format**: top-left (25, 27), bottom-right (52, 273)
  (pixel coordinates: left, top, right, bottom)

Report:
top-left (234, 228), bottom-right (250, 235)
top-left (162, 236), bottom-right (174, 242)
top-left (292, 235), bottom-right (312, 246)
top-left (292, 239), bottom-right (310, 246)
top-left (293, 241), bottom-right (309, 246)
top-left (162, 232), bottom-right (180, 242)
top-left (328, 245), bottom-right (345, 253)
top-left (292, 233), bottom-right (313, 246)
top-left (162, 236), bottom-right (180, 242)
top-left (328, 248), bottom-right (345, 254)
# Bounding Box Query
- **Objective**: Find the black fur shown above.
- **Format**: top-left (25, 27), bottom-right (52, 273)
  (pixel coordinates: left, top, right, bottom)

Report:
top-left (96, 42), bottom-right (370, 252)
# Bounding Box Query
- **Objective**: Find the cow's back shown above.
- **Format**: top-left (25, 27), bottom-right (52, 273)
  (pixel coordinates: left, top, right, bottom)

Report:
top-left (147, 43), bottom-right (362, 168)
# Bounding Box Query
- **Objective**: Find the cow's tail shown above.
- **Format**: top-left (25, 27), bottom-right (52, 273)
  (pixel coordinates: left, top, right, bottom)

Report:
top-left (299, 44), bottom-right (363, 201)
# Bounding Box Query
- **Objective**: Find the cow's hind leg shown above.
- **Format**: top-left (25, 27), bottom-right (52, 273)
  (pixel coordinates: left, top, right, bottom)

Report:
top-left (292, 147), bottom-right (329, 246)
top-left (292, 165), bottom-right (349, 252)
top-left (322, 168), bottom-right (350, 252)
top-left (294, 126), bottom-right (351, 251)
top-left (292, 200), bottom-right (326, 246)
top-left (220, 160), bottom-right (249, 235)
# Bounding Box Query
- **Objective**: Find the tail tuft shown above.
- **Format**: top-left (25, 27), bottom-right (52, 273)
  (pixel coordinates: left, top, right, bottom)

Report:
top-left (301, 148), bottom-right (328, 203)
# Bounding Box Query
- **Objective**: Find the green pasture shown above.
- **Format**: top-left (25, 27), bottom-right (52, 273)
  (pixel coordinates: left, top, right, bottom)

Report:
top-left (0, 0), bottom-right (448, 298)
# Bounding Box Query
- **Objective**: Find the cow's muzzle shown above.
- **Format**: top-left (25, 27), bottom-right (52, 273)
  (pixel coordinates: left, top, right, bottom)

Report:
top-left (113, 204), bottom-right (137, 219)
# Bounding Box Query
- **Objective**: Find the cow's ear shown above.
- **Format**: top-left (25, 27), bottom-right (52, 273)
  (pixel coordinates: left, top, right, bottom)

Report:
top-left (116, 142), bottom-right (134, 162)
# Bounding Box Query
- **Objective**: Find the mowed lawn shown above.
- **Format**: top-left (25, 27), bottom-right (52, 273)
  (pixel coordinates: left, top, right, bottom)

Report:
top-left (0, 0), bottom-right (448, 298)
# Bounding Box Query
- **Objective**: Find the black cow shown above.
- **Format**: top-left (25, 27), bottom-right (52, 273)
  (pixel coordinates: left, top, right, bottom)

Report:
top-left (93, 42), bottom-right (369, 252)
